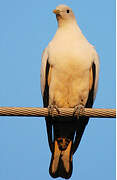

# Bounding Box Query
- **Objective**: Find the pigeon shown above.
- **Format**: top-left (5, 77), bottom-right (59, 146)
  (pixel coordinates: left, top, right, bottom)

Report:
top-left (40, 4), bottom-right (99, 179)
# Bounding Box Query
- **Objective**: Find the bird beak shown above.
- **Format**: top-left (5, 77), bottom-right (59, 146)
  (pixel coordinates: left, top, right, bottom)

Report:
top-left (53, 9), bottom-right (60, 15)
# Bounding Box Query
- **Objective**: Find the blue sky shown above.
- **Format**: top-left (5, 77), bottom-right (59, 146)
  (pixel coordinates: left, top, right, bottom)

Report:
top-left (0, 0), bottom-right (115, 180)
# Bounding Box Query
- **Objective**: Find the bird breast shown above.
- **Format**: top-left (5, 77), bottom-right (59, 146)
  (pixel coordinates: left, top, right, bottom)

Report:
top-left (48, 43), bottom-right (93, 108)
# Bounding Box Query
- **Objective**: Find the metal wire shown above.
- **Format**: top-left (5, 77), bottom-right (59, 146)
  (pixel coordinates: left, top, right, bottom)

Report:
top-left (0, 107), bottom-right (116, 118)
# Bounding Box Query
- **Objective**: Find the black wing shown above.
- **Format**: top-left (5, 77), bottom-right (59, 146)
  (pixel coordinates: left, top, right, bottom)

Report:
top-left (43, 59), bottom-right (54, 153)
top-left (72, 62), bottom-right (96, 154)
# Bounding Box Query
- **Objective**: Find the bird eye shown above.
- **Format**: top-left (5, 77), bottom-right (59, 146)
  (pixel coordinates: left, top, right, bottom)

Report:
top-left (66, 10), bottom-right (70, 13)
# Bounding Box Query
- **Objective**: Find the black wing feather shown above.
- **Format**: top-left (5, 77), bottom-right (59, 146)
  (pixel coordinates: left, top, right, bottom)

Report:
top-left (43, 59), bottom-right (54, 153)
top-left (72, 62), bottom-right (96, 154)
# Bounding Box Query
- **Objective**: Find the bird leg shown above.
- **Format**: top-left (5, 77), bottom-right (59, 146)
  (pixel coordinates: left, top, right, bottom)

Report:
top-left (48, 104), bottom-right (60, 117)
top-left (73, 104), bottom-right (85, 119)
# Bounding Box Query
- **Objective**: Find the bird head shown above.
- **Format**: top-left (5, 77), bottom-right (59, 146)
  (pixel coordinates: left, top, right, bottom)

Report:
top-left (53, 4), bottom-right (76, 27)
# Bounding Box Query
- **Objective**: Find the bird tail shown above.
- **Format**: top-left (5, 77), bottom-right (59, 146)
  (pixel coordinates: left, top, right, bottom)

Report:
top-left (49, 138), bottom-right (73, 179)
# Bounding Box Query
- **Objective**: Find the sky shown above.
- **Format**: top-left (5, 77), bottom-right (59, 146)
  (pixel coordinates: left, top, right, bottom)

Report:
top-left (0, 0), bottom-right (115, 180)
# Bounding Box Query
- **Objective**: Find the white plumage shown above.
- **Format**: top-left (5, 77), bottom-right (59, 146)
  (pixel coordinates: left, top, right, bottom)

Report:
top-left (41, 4), bottom-right (99, 179)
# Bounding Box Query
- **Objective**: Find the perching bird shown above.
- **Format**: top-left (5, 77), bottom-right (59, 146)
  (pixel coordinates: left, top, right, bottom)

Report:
top-left (40, 4), bottom-right (99, 179)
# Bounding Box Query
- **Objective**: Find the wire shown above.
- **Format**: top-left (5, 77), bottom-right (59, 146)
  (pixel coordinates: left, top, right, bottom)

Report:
top-left (0, 107), bottom-right (115, 118)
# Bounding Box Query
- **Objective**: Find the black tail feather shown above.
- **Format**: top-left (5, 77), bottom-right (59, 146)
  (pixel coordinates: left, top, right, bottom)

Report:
top-left (49, 154), bottom-right (73, 179)
top-left (49, 140), bottom-right (73, 179)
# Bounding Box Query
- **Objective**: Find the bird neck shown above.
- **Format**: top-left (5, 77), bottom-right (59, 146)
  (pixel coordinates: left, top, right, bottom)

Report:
top-left (57, 20), bottom-right (85, 40)
top-left (57, 18), bottom-right (77, 28)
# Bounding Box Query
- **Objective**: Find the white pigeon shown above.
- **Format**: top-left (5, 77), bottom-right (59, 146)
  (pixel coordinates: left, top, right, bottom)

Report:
top-left (40, 4), bottom-right (99, 179)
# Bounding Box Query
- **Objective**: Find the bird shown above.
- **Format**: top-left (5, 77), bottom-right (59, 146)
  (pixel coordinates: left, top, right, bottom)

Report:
top-left (40, 4), bottom-right (99, 179)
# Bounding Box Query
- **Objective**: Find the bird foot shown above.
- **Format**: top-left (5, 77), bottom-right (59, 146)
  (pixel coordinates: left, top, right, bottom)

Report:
top-left (48, 104), bottom-right (60, 117)
top-left (73, 104), bottom-right (85, 119)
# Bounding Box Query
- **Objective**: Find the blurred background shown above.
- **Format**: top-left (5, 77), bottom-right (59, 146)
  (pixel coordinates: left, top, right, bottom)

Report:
top-left (0, 0), bottom-right (115, 179)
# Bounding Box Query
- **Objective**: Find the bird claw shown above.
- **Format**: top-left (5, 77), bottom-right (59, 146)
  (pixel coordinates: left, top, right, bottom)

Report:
top-left (73, 104), bottom-right (85, 119)
top-left (48, 104), bottom-right (60, 117)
